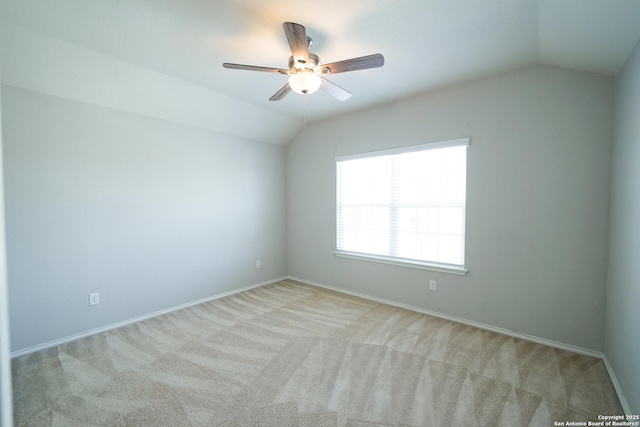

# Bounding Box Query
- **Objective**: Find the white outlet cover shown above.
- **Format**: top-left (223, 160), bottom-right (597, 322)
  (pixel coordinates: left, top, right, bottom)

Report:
top-left (89, 292), bottom-right (100, 305)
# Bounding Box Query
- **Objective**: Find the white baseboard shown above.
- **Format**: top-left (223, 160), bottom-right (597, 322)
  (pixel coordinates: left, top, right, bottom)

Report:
top-left (10, 276), bottom-right (288, 358)
top-left (602, 355), bottom-right (632, 415)
top-left (286, 275), bottom-right (604, 358)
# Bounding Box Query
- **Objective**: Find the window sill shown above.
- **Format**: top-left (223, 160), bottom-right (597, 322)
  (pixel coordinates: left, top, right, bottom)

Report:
top-left (334, 251), bottom-right (468, 275)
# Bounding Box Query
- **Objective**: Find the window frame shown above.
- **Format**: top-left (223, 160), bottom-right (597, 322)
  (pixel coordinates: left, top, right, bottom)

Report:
top-left (334, 138), bottom-right (469, 275)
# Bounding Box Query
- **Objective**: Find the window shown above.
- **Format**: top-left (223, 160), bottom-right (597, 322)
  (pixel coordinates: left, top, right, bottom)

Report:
top-left (335, 138), bottom-right (468, 274)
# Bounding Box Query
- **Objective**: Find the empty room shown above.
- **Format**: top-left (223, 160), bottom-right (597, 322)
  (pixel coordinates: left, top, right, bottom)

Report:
top-left (1, 1), bottom-right (639, 426)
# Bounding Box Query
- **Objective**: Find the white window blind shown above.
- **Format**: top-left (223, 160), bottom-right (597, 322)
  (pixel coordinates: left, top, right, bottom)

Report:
top-left (336, 138), bottom-right (468, 272)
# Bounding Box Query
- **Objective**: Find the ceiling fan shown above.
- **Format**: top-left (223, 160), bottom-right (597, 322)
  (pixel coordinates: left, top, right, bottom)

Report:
top-left (223, 22), bottom-right (384, 101)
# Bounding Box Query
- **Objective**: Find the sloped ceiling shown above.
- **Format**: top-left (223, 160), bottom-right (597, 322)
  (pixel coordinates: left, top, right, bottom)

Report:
top-left (1, 0), bottom-right (640, 144)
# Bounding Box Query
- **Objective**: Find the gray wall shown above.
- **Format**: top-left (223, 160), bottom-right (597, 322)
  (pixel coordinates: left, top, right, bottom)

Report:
top-left (606, 39), bottom-right (640, 413)
top-left (2, 85), bottom-right (287, 353)
top-left (287, 65), bottom-right (613, 352)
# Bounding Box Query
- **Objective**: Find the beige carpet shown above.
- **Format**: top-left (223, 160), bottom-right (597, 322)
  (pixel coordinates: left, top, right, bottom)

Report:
top-left (12, 279), bottom-right (623, 426)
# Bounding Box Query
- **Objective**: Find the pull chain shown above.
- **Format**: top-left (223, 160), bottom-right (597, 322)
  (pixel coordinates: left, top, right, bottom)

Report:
top-left (303, 94), bottom-right (308, 128)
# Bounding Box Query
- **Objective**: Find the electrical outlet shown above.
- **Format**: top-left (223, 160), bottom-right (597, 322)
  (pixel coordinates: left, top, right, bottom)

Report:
top-left (89, 292), bottom-right (100, 306)
top-left (256, 260), bottom-right (261, 269)
top-left (429, 280), bottom-right (437, 291)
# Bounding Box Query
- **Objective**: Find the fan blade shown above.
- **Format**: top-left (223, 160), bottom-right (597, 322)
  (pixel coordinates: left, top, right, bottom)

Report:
top-left (319, 54), bottom-right (385, 74)
top-left (269, 83), bottom-right (292, 101)
top-left (320, 78), bottom-right (351, 101)
top-left (223, 63), bottom-right (289, 74)
top-left (283, 22), bottom-right (309, 67)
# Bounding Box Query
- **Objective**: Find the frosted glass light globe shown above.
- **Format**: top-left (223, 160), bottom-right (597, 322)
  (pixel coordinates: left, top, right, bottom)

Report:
top-left (288, 70), bottom-right (322, 94)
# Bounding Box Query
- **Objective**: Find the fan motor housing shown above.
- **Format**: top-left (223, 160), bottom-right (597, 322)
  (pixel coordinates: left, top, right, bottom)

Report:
top-left (289, 53), bottom-right (320, 72)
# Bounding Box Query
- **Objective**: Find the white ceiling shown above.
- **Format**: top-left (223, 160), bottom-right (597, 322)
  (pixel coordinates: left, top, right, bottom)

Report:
top-left (2, 0), bottom-right (640, 124)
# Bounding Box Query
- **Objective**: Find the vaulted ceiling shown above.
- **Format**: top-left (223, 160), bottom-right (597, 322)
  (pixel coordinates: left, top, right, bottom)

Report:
top-left (2, 0), bottom-right (640, 143)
